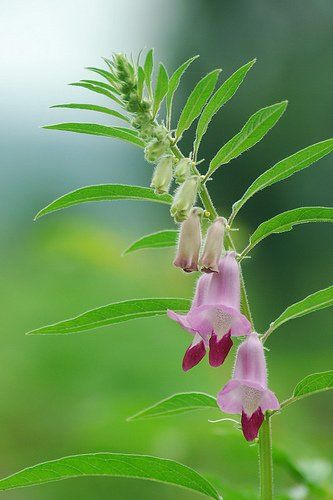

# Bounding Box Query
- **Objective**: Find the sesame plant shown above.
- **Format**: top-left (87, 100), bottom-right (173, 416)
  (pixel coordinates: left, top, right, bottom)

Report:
top-left (1, 51), bottom-right (333, 499)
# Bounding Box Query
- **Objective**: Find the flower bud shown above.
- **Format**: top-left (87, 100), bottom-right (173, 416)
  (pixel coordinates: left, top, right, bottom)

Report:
top-left (200, 217), bottom-right (227, 273)
top-left (173, 207), bottom-right (203, 272)
top-left (144, 138), bottom-right (170, 163)
top-left (170, 175), bottom-right (200, 222)
top-left (150, 155), bottom-right (174, 194)
top-left (174, 158), bottom-right (192, 184)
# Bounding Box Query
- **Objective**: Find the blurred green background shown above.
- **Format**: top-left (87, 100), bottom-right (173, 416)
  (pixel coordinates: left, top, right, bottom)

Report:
top-left (1, 0), bottom-right (332, 498)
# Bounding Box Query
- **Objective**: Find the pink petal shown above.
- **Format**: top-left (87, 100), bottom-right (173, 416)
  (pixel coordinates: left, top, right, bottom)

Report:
top-left (167, 310), bottom-right (195, 334)
top-left (261, 389), bottom-right (280, 412)
top-left (217, 379), bottom-right (243, 414)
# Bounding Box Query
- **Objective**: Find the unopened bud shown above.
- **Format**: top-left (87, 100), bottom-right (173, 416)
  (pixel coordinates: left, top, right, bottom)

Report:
top-left (150, 155), bottom-right (174, 194)
top-left (200, 217), bottom-right (227, 273)
top-left (174, 208), bottom-right (203, 272)
top-left (174, 158), bottom-right (192, 184)
top-left (144, 138), bottom-right (170, 163)
top-left (170, 175), bottom-right (200, 222)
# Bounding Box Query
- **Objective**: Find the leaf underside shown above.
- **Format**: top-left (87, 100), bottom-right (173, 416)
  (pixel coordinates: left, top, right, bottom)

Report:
top-left (43, 123), bottom-right (145, 147)
top-left (0, 453), bottom-right (220, 498)
top-left (35, 184), bottom-right (172, 219)
top-left (27, 298), bottom-right (191, 335)
top-left (128, 392), bottom-right (218, 421)
top-left (124, 230), bottom-right (178, 254)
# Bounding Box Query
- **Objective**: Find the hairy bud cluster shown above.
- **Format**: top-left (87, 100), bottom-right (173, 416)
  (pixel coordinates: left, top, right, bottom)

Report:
top-left (170, 176), bottom-right (200, 222)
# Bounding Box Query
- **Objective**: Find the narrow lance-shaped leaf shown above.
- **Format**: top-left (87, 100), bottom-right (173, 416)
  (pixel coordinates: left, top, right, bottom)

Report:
top-left (86, 66), bottom-right (118, 84)
top-left (144, 48), bottom-right (154, 97)
top-left (153, 63), bottom-right (169, 117)
top-left (27, 298), bottom-right (191, 335)
top-left (0, 453), bottom-right (221, 499)
top-left (69, 82), bottom-right (122, 105)
top-left (79, 79), bottom-right (119, 94)
top-left (208, 101), bottom-right (288, 175)
top-left (242, 207), bottom-right (333, 256)
top-left (232, 139), bottom-right (333, 221)
top-left (166, 55), bottom-right (199, 126)
top-left (128, 392), bottom-right (218, 421)
top-left (35, 184), bottom-right (172, 220)
top-left (176, 69), bottom-right (221, 141)
top-left (50, 103), bottom-right (130, 122)
top-left (137, 66), bottom-right (145, 100)
top-left (124, 230), bottom-right (178, 255)
top-left (267, 285), bottom-right (333, 336)
top-left (42, 123), bottom-right (145, 147)
top-left (194, 59), bottom-right (256, 154)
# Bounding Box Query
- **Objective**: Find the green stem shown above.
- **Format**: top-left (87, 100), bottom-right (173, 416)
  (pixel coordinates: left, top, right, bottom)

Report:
top-left (259, 414), bottom-right (274, 500)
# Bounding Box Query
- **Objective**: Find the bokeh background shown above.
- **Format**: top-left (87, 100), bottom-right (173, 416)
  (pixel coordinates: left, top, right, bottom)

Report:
top-left (1, 0), bottom-right (332, 498)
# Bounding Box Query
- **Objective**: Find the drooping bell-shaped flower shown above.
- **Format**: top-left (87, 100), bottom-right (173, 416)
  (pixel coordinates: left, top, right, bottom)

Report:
top-left (150, 155), bottom-right (174, 194)
top-left (174, 158), bottom-right (192, 184)
top-left (173, 207), bottom-right (203, 273)
top-left (217, 333), bottom-right (279, 441)
top-left (170, 175), bottom-right (200, 222)
top-left (168, 252), bottom-right (251, 370)
top-left (200, 217), bottom-right (227, 273)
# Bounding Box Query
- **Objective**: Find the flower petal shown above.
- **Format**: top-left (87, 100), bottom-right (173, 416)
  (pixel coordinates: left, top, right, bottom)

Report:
top-left (241, 407), bottom-right (264, 441)
top-left (209, 331), bottom-right (233, 367)
top-left (167, 310), bottom-right (195, 334)
top-left (217, 379), bottom-right (243, 414)
top-left (182, 334), bottom-right (206, 371)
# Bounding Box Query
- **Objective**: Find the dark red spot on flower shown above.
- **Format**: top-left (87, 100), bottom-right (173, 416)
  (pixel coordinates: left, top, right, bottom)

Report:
top-left (209, 331), bottom-right (233, 367)
top-left (241, 407), bottom-right (264, 441)
top-left (182, 340), bottom-right (206, 371)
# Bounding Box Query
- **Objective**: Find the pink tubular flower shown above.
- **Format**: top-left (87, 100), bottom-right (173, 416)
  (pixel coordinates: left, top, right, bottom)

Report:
top-left (173, 208), bottom-right (203, 272)
top-left (217, 333), bottom-right (280, 441)
top-left (168, 251), bottom-right (251, 371)
top-left (200, 217), bottom-right (227, 273)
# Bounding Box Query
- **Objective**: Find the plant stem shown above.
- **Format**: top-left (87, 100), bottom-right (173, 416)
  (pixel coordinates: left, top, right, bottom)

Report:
top-left (259, 414), bottom-right (274, 500)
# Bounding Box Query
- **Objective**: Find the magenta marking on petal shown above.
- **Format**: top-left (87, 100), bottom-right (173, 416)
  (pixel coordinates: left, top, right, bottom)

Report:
top-left (209, 331), bottom-right (233, 367)
top-left (182, 340), bottom-right (206, 371)
top-left (241, 407), bottom-right (264, 441)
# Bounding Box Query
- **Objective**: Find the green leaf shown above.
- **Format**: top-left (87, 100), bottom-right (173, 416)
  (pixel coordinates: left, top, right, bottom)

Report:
top-left (0, 453), bottom-right (221, 499)
top-left (35, 184), bottom-right (172, 219)
top-left (144, 49), bottom-right (154, 96)
top-left (124, 230), bottom-right (178, 255)
top-left (166, 55), bottom-right (199, 125)
top-left (153, 63), bottom-right (169, 117)
top-left (232, 139), bottom-right (333, 220)
top-left (176, 69), bottom-right (221, 140)
top-left (86, 66), bottom-right (118, 84)
top-left (293, 370), bottom-right (333, 399)
top-left (50, 103), bottom-right (130, 122)
top-left (27, 298), bottom-right (191, 335)
top-left (194, 59), bottom-right (256, 154)
top-left (208, 101), bottom-right (287, 175)
top-left (268, 285), bottom-right (333, 335)
top-left (128, 392), bottom-right (218, 421)
top-left (80, 79), bottom-right (119, 94)
top-left (243, 207), bottom-right (333, 256)
top-left (69, 82), bottom-right (122, 105)
top-left (42, 123), bottom-right (145, 147)
top-left (137, 66), bottom-right (145, 100)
